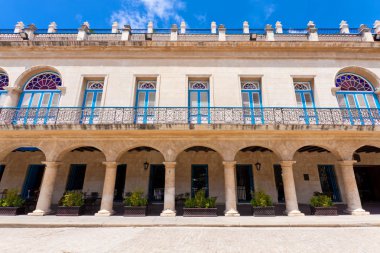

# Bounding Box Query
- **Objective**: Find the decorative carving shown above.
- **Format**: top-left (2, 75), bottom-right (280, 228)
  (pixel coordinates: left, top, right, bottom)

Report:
top-left (335, 73), bottom-right (373, 92)
top-left (24, 72), bottom-right (62, 90)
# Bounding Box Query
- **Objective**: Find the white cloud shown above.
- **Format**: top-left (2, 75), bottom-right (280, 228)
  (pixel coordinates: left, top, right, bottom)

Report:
top-left (264, 4), bottom-right (276, 20)
top-left (110, 0), bottom-right (185, 28)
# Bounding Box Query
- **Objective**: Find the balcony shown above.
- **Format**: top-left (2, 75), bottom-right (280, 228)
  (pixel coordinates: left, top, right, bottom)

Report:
top-left (0, 107), bottom-right (379, 126)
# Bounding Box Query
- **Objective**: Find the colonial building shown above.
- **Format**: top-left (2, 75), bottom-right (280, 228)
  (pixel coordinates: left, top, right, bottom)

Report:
top-left (0, 20), bottom-right (379, 217)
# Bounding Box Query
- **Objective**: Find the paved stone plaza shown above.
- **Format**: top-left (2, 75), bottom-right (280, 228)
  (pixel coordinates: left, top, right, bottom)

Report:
top-left (0, 226), bottom-right (379, 253)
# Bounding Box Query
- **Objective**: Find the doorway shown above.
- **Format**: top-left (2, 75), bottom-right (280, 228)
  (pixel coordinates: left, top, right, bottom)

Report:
top-left (273, 164), bottom-right (285, 203)
top-left (114, 164), bottom-right (127, 201)
top-left (354, 165), bottom-right (380, 202)
top-left (22, 164), bottom-right (45, 199)
top-left (236, 165), bottom-right (254, 202)
top-left (66, 164), bottom-right (86, 191)
top-left (191, 164), bottom-right (209, 197)
top-left (148, 164), bottom-right (165, 202)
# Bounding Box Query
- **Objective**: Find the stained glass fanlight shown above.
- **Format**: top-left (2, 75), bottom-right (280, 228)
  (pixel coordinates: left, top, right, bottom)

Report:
top-left (294, 82), bottom-right (312, 91)
top-left (87, 81), bottom-right (104, 90)
top-left (189, 81), bottom-right (208, 90)
top-left (335, 73), bottom-right (374, 92)
top-left (24, 72), bottom-right (62, 90)
top-left (241, 81), bottom-right (260, 90)
top-left (138, 81), bottom-right (156, 90)
top-left (0, 73), bottom-right (9, 90)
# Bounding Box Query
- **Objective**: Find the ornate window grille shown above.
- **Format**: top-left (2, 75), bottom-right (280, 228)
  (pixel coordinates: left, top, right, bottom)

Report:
top-left (86, 81), bottom-right (104, 90)
top-left (0, 72), bottom-right (9, 90)
top-left (241, 81), bottom-right (260, 90)
top-left (294, 81), bottom-right (312, 91)
top-left (24, 72), bottom-right (62, 90)
top-left (137, 81), bottom-right (156, 90)
top-left (335, 73), bottom-right (374, 91)
top-left (189, 81), bottom-right (209, 90)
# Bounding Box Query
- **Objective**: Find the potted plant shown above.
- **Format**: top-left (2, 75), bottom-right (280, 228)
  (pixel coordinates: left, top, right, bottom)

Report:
top-left (251, 191), bottom-right (275, 216)
top-left (310, 192), bottom-right (337, 216)
top-left (0, 189), bottom-right (25, 215)
top-left (123, 191), bottom-right (148, 216)
top-left (56, 191), bottom-right (85, 216)
top-left (183, 190), bottom-right (217, 217)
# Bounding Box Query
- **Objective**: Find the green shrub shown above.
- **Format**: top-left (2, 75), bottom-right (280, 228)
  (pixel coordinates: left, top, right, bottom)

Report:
top-left (250, 191), bottom-right (273, 207)
top-left (123, 191), bottom-right (148, 207)
top-left (61, 191), bottom-right (84, 207)
top-left (310, 192), bottom-right (333, 207)
top-left (184, 190), bottom-right (217, 208)
top-left (0, 189), bottom-right (24, 207)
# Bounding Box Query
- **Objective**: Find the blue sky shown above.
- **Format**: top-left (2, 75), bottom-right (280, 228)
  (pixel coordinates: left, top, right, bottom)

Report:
top-left (0, 0), bottom-right (378, 29)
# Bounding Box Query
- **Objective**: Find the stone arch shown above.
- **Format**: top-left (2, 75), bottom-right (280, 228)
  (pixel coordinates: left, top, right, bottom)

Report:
top-left (233, 144), bottom-right (283, 162)
top-left (290, 142), bottom-right (343, 161)
top-left (172, 143), bottom-right (225, 161)
top-left (54, 143), bottom-right (108, 162)
top-left (335, 66), bottom-right (380, 90)
top-left (349, 143), bottom-right (380, 159)
top-left (14, 65), bottom-right (63, 90)
top-left (0, 143), bottom-right (48, 162)
top-left (115, 144), bottom-right (167, 162)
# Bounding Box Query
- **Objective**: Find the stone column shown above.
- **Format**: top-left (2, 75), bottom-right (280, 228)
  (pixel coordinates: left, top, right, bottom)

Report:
top-left (339, 160), bottom-right (369, 215)
top-left (280, 161), bottom-right (304, 216)
top-left (161, 162), bottom-right (176, 217)
top-left (95, 162), bottom-right (118, 216)
top-left (223, 161), bottom-right (240, 216)
top-left (29, 161), bottom-right (60, 216)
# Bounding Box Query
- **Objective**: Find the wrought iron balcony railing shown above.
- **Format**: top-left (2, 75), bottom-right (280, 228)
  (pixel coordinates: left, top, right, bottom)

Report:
top-left (0, 107), bottom-right (379, 126)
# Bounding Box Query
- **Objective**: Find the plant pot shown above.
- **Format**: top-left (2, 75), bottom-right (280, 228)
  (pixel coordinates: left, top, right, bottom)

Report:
top-left (252, 206), bottom-right (275, 217)
top-left (0, 207), bottom-right (25, 216)
top-left (56, 206), bottom-right (85, 216)
top-left (310, 206), bottom-right (338, 216)
top-left (124, 206), bottom-right (147, 217)
top-left (183, 208), bottom-right (218, 217)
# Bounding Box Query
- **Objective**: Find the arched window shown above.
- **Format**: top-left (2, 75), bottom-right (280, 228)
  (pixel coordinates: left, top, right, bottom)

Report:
top-left (18, 72), bottom-right (62, 109)
top-left (82, 81), bottom-right (104, 108)
top-left (135, 81), bottom-right (157, 124)
top-left (16, 72), bottom-right (62, 125)
top-left (0, 72), bottom-right (9, 106)
top-left (189, 80), bottom-right (210, 124)
top-left (335, 73), bottom-right (379, 109)
top-left (241, 81), bottom-right (262, 124)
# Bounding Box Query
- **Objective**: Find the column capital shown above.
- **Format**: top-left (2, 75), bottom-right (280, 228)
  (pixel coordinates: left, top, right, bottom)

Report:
top-left (338, 160), bottom-right (357, 166)
top-left (102, 161), bottom-right (118, 168)
top-left (280, 160), bottom-right (296, 167)
top-left (42, 161), bottom-right (62, 168)
top-left (163, 161), bottom-right (176, 169)
top-left (223, 161), bottom-right (237, 168)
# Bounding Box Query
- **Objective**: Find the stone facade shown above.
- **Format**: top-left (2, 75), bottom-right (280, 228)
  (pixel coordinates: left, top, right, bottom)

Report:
top-left (0, 20), bottom-right (379, 217)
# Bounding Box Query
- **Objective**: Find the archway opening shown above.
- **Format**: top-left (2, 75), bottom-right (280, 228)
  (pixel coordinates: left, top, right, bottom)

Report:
top-left (294, 145), bottom-right (344, 215)
top-left (175, 146), bottom-right (224, 216)
top-left (234, 146), bottom-right (280, 215)
top-left (56, 146), bottom-right (106, 215)
top-left (352, 145), bottom-right (380, 213)
top-left (117, 146), bottom-right (165, 216)
top-left (0, 146), bottom-right (46, 213)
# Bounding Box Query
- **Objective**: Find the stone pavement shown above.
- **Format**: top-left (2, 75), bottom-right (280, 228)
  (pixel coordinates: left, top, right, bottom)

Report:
top-left (0, 215), bottom-right (380, 228)
top-left (0, 227), bottom-right (380, 253)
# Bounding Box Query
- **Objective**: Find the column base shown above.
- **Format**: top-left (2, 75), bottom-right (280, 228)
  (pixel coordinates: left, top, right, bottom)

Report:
top-left (344, 208), bottom-right (370, 216)
top-left (95, 209), bottom-right (114, 217)
top-left (224, 209), bottom-right (240, 217)
top-left (285, 210), bottom-right (305, 217)
top-left (28, 209), bottom-right (51, 216)
top-left (160, 209), bottom-right (176, 217)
